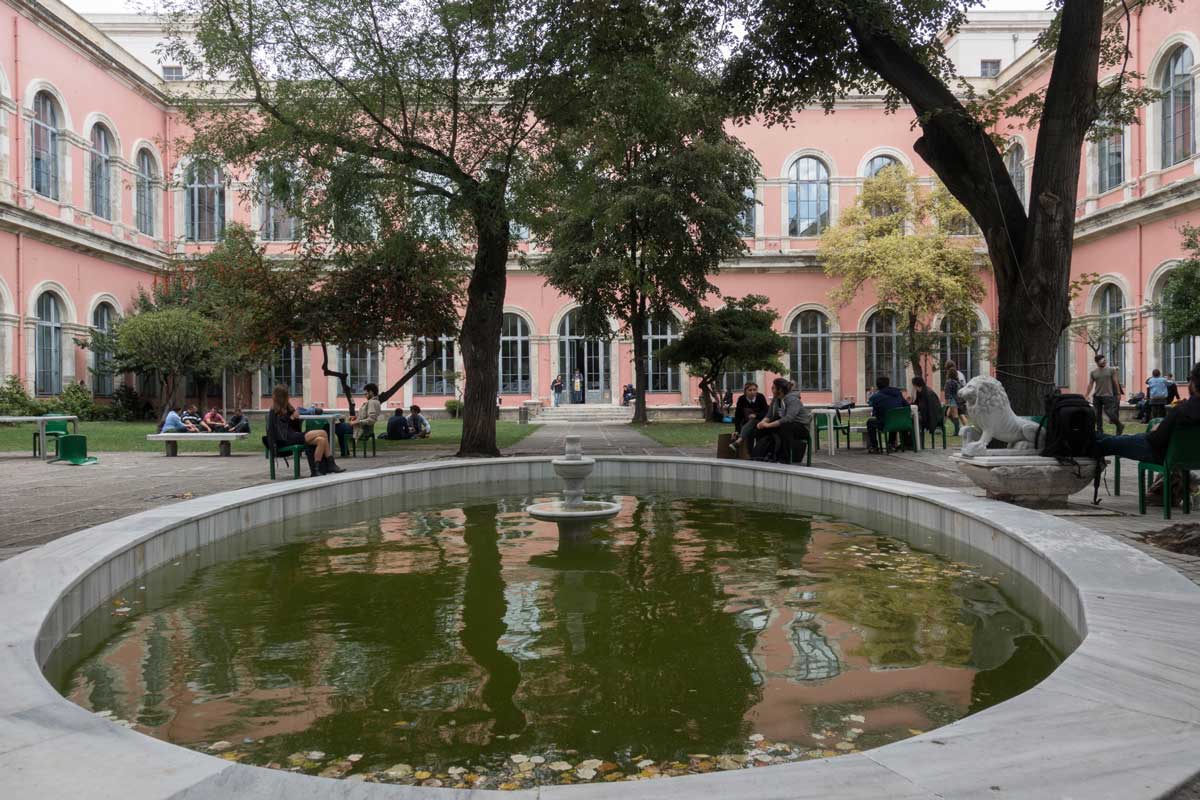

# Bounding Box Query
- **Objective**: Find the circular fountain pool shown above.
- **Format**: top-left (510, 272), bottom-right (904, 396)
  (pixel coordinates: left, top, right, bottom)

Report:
top-left (50, 491), bottom-right (1059, 788)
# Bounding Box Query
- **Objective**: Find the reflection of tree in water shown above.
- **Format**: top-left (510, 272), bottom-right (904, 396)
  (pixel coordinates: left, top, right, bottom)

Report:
top-left (530, 496), bottom-right (763, 758)
top-left (459, 503), bottom-right (526, 735)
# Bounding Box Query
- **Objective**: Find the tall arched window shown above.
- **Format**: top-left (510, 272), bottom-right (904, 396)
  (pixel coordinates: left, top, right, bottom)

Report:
top-left (865, 311), bottom-right (901, 390)
top-left (415, 336), bottom-right (455, 395)
top-left (1096, 127), bottom-right (1124, 194)
top-left (30, 92), bottom-right (60, 200)
top-left (646, 319), bottom-right (680, 393)
top-left (1005, 143), bottom-right (1026, 207)
top-left (89, 124), bottom-right (113, 219)
top-left (499, 313), bottom-right (531, 394)
top-left (262, 342), bottom-right (303, 397)
top-left (558, 309), bottom-right (611, 404)
top-left (135, 149), bottom-right (157, 236)
top-left (1160, 46), bottom-right (1195, 168)
top-left (1098, 284), bottom-right (1124, 369)
top-left (35, 292), bottom-right (63, 396)
top-left (790, 310), bottom-right (831, 391)
top-left (864, 154), bottom-right (899, 177)
top-left (340, 344), bottom-right (378, 394)
top-left (185, 161), bottom-right (225, 242)
top-left (92, 302), bottom-right (116, 397)
top-left (788, 156), bottom-right (830, 237)
top-left (259, 167), bottom-right (300, 241)
top-left (940, 315), bottom-right (980, 379)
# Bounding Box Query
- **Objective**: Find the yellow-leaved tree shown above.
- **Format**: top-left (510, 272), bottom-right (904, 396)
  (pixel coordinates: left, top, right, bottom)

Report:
top-left (820, 165), bottom-right (986, 380)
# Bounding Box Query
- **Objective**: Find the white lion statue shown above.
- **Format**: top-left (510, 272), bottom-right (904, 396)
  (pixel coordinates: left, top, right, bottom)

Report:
top-left (957, 376), bottom-right (1043, 457)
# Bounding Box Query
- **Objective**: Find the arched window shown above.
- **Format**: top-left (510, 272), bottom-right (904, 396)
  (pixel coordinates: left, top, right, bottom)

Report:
top-left (184, 161), bottom-right (225, 242)
top-left (89, 124), bottom-right (113, 219)
top-left (92, 302), bottom-right (116, 397)
top-left (262, 342), bottom-right (303, 397)
top-left (35, 292), bottom-right (63, 396)
top-left (499, 313), bottom-right (531, 394)
top-left (30, 92), bottom-right (60, 200)
top-left (340, 343), bottom-right (378, 395)
top-left (1096, 126), bottom-right (1124, 194)
top-left (788, 156), bottom-right (830, 237)
top-left (1160, 46), bottom-right (1195, 168)
top-left (790, 310), bottom-right (831, 391)
top-left (865, 311), bottom-right (901, 390)
top-left (864, 154), bottom-right (899, 177)
top-left (940, 315), bottom-right (980, 379)
top-left (558, 309), bottom-right (611, 404)
top-left (1098, 284), bottom-right (1124, 369)
top-left (135, 149), bottom-right (157, 236)
top-left (415, 336), bottom-right (455, 396)
top-left (737, 187), bottom-right (757, 237)
top-left (260, 167), bottom-right (300, 241)
top-left (1005, 143), bottom-right (1026, 207)
top-left (646, 318), bottom-right (680, 393)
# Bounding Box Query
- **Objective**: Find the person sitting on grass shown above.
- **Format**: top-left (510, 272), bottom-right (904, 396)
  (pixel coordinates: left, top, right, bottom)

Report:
top-left (867, 375), bottom-right (908, 453)
top-left (409, 405), bottom-right (432, 439)
top-left (268, 385), bottom-right (344, 476)
top-left (910, 376), bottom-right (943, 439)
top-left (225, 408), bottom-right (250, 433)
top-left (380, 408), bottom-right (414, 440)
top-left (729, 381), bottom-right (769, 455)
top-left (752, 378), bottom-right (811, 463)
top-left (203, 406), bottom-right (227, 432)
top-left (160, 406), bottom-right (196, 433)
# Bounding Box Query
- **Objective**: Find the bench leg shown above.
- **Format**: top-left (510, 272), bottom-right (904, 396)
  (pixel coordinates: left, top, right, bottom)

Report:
top-left (219, 441), bottom-right (231, 457)
top-left (165, 441), bottom-right (178, 457)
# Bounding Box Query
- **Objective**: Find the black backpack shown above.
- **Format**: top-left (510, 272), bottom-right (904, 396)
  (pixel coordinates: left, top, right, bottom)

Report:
top-left (1038, 392), bottom-right (1103, 503)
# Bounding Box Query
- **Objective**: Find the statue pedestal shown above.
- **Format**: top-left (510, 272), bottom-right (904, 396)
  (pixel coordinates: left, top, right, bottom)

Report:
top-left (952, 454), bottom-right (1101, 509)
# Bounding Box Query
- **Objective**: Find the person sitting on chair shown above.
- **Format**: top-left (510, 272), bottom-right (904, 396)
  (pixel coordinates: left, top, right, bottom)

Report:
top-left (381, 408), bottom-right (414, 440)
top-left (752, 378), bottom-right (811, 463)
top-left (349, 383), bottom-right (381, 441)
top-left (268, 385), bottom-right (343, 476)
top-left (409, 405), bottom-right (432, 438)
top-left (867, 375), bottom-right (908, 453)
top-left (910, 376), bottom-right (943, 441)
top-left (1096, 363), bottom-right (1200, 464)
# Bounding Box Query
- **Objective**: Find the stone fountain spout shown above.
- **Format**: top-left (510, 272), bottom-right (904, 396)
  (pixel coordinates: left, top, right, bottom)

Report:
top-left (527, 436), bottom-right (621, 538)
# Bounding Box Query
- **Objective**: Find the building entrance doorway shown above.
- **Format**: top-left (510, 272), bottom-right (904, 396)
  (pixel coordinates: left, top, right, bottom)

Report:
top-left (558, 309), bottom-right (611, 404)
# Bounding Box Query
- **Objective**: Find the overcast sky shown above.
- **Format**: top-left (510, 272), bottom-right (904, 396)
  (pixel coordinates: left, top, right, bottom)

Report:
top-left (64, 0), bottom-right (1051, 15)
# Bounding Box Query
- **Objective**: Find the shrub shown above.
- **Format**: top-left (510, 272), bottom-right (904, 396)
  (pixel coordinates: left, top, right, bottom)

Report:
top-left (444, 398), bottom-right (463, 418)
top-left (110, 384), bottom-right (148, 421)
top-left (0, 375), bottom-right (47, 416)
top-left (45, 383), bottom-right (97, 419)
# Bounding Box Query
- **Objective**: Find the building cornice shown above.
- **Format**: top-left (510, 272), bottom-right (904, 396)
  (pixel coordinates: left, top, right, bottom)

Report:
top-left (1074, 177), bottom-right (1200, 242)
top-left (0, 203), bottom-right (167, 274)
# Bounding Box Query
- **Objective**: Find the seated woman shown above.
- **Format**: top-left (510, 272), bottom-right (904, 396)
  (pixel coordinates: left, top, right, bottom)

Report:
top-left (203, 406), bottom-right (228, 432)
top-left (729, 382), bottom-right (769, 454)
top-left (267, 385), bottom-right (344, 476)
top-left (910, 376), bottom-right (943, 437)
top-left (160, 406), bottom-right (196, 433)
top-left (752, 378), bottom-right (811, 462)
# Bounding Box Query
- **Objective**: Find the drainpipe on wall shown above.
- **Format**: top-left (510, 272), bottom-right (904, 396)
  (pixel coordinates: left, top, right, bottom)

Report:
top-left (12, 15), bottom-right (22, 387)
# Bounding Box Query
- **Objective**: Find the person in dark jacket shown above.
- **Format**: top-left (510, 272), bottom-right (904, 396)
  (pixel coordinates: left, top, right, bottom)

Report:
top-left (1096, 362), bottom-right (1200, 465)
top-left (752, 378), bottom-right (811, 462)
top-left (266, 385), bottom-right (343, 476)
top-left (380, 408), bottom-right (414, 440)
top-left (729, 382), bottom-right (770, 454)
top-left (866, 375), bottom-right (909, 453)
top-left (910, 376), bottom-right (943, 438)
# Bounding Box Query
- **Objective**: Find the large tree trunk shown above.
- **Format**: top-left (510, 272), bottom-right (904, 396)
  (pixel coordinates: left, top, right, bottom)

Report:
top-left (458, 205), bottom-right (508, 457)
top-left (631, 296), bottom-right (649, 425)
top-left (847, 0), bottom-right (1103, 413)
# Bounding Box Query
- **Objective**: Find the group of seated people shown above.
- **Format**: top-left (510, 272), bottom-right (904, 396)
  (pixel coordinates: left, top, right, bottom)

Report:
top-left (728, 377), bottom-right (813, 462)
top-left (1134, 368), bottom-right (1182, 422)
top-left (161, 405), bottom-right (251, 434)
top-left (1096, 362), bottom-right (1200, 465)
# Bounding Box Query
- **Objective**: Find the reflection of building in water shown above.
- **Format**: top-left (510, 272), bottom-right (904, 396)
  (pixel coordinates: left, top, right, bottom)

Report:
top-left (499, 581), bottom-right (543, 661)
top-left (789, 611), bottom-right (841, 682)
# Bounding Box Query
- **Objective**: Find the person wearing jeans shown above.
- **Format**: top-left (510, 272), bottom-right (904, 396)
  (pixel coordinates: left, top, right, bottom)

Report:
top-left (1096, 362), bottom-right (1200, 465)
top-left (1086, 353), bottom-right (1124, 435)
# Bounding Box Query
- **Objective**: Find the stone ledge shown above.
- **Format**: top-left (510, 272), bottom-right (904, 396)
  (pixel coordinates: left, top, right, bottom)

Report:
top-left (0, 457), bottom-right (1198, 798)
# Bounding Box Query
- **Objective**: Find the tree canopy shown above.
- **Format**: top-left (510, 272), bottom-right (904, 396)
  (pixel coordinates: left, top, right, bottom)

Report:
top-left (820, 165), bottom-right (985, 377)
top-left (658, 296), bottom-right (789, 420)
top-left (1158, 225), bottom-right (1200, 344)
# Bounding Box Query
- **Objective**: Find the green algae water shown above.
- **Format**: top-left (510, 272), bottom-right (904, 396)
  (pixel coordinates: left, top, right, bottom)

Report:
top-left (54, 493), bottom-right (1060, 787)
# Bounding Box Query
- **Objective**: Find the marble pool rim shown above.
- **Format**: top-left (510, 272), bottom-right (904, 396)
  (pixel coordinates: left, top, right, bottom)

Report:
top-left (0, 456), bottom-right (1198, 799)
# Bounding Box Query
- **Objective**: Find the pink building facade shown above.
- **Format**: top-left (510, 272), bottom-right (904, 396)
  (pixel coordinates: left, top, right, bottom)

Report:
top-left (0, 0), bottom-right (1196, 414)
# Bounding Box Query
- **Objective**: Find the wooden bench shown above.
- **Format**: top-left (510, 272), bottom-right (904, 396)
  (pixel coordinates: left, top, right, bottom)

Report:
top-left (146, 433), bottom-right (247, 456)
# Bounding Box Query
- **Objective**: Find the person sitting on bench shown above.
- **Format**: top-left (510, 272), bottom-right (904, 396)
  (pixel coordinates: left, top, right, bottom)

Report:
top-left (380, 408), bottom-right (414, 440)
top-left (729, 381), bottom-right (769, 454)
top-left (752, 378), bottom-right (811, 462)
top-left (182, 405), bottom-right (209, 432)
top-left (225, 408), bottom-right (250, 433)
top-left (203, 406), bottom-right (228, 432)
top-left (161, 406), bottom-right (195, 433)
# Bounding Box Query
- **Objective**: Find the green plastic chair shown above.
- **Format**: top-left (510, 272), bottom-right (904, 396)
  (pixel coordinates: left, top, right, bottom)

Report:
top-left (1112, 418), bottom-right (1161, 496)
top-left (1138, 422), bottom-right (1200, 519)
top-left (814, 413), bottom-right (851, 450)
top-left (54, 434), bottom-right (97, 466)
top-left (32, 417), bottom-right (70, 457)
top-left (263, 435), bottom-right (308, 480)
top-left (882, 406), bottom-right (916, 453)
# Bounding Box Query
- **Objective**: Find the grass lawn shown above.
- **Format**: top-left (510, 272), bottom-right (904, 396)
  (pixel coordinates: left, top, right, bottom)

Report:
top-left (0, 419), bottom-right (539, 454)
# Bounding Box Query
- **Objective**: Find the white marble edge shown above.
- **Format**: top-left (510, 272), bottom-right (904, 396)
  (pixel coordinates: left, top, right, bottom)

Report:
top-left (1, 456), bottom-right (1198, 799)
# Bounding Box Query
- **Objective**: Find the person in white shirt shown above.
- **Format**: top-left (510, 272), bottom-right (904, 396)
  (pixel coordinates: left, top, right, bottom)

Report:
top-left (409, 404), bottom-right (432, 438)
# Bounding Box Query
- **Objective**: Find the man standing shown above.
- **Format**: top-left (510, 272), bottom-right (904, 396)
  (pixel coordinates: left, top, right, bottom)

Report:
top-left (1086, 354), bottom-right (1124, 435)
